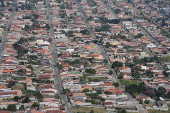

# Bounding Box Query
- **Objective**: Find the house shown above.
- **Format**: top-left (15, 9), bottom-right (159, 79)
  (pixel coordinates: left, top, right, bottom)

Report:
top-left (72, 101), bottom-right (91, 106)
top-left (71, 93), bottom-right (87, 101)
top-left (147, 43), bottom-right (157, 48)
top-left (119, 66), bottom-right (131, 73)
top-left (104, 88), bottom-right (124, 95)
top-left (40, 88), bottom-right (58, 96)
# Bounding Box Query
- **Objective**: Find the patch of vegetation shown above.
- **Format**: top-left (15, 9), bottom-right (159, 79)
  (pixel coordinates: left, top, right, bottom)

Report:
top-left (111, 61), bottom-right (123, 69)
top-left (85, 68), bottom-right (96, 74)
top-left (161, 29), bottom-right (170, 38)
top-left (95, 24), bottom-right (111, 32)
top-left (120, 80), bottom-right (145, 97)
top-left (72, 106), bottom-right (106, 113)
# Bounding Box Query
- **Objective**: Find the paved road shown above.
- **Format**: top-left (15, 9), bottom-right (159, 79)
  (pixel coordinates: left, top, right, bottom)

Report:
top-left (44, 0), bottom-right (72, 112)
top-left (74, 0), bottom-right (118, 83)
top-left (135, 20), bottom-right (160, 46)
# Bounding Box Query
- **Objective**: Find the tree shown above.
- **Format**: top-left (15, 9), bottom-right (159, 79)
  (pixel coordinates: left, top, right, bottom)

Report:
top-left (26, 90), bottom-right (43, 101)
top-left (83, 88), bottom-right (89, 92)
top-left (163, 70), bottom-right (169, 77)
top-left (23, 24), bottom-right (31, 31)
top-left (166, 91), bottom-right (170, 99)
top-left (19, 105), bottom-right (25, 110)
top-left (131, 66), bottom-right (142, 79)
top-left (108, 70), bottom-right (113, 75)
top-left (105, 42), bottom-right (111, 48)
top-left (117, 108), bottom-right (127, 113)
top-left (13, 96), bottom-right (20, 102)
top-left (90, 110), bottom-right (94, 113)
top-left (70, 59), bottom-right (81, 65)
top-left (45, 24), bottom-right (50, 30)
top-left (35, 91), bottom-right (43, 101)
top-left (22, 97), bottom-right (30, 103)
top-left (60, 3), bottom-right (65, 9)
top-left (80, 29), bottom-right (90, 35)
top-left (145, 70), bottom-right (154, 78)
top-left (125, 82), bottom-right (145, 97)
top-left (7, 104), bottom-right (17, 111)
top-left (85, 68), bottom-right (96, 74)
top-left (32, 13), bottom-right (39, 19)
top-left (114, 9), bottom-right (121, 14)
top-left (113, 82), bottom-right (119, 87)
top-left (7, 80), bottom-right (16, 88)
top-left (104, 91), bottom-right (112, 95)
top-left (144, 100), bottom-right (150, 104)
top-left (17, 69), bottom-right (26, 75)
top-left (156, 87), bottom-right (166, 97)
top-left (117, 72), bottom-right (123, 79)
top-left (86, 93), bottom-right (99, 99)
top-left (31, 102), bottom-right (39, 109)
top-left (135, 33), bottom-right (143, 38)
top-left (95, 24), bottom-right (111, 32)
top-left (63, 89), bottom-right (70, 95)
top-left (67, 31), bottom-right (74, 37)
top-left (111, 61), bottom-right (123, 69)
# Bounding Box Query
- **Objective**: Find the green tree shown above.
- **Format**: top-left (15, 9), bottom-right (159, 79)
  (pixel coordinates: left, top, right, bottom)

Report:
top-left (166, 91), bottom-right (170, 99)
top-left (63, 89), bottom-right (70, 95)
top-left (90, 110), bottom-right (94, 113)
top-left (83, 88), bottom-right (90, 92)
top-left (31, 102), bottom-right (39, 109)
top-left (117, 108), bottom-right (127, 113)
top-left (114, 9), bottom-right (121, 14)
top-left (13, 96), bottom-right (20, 101)
top-left (117, 73), bottom-right (123, 79)
top-left (80, 29), bottom-right (90, 35)
top-left (67, 31), bottom-right (74, 37)
top-left (85, 68), bottom-right (96, 74)
top-left (125, 82), bottom-right (145, 96)
top-left (7, 104), bottom-right (17, 111)
top-left (17, 69), bottom-right (26, 75)
top-left (35, 91), bottom-right (43, 101)
top-left (135, 33), bottom-right (143, 38)
top-left (144, 100), bottom-right (150, 104)
top-left (108, 70), bottom-right (113, 75)
top-left (19, 105), bottom-right (25, 110)
top-left (145, 70), bottom-right (154, 78)
top-left (103, 59), bottom-right (108, 64)
top-left (23, 24), bottom-right (31, 31)
top-left (105, 42), bottom-right (111, 48)
top-left (95, 24), bottom-right (111, 32)
top-left (111, 61), bottom-right (123, 69)
top-left (113, 82), bottom-right (119, 87)
top-left (156, 87), bottom-right (166, 97)
top-left (7, 80), bottom-right (16, 88)
top-left (22, 97), bottom-right (30, 103)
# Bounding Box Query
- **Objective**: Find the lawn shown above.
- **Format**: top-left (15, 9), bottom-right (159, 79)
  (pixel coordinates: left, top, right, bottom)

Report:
top-left (120, 79), bottom-right (141, 86)
top-left (148, 110), bottom-right (170, 113)
top-left (72, 106), bottom-right (107, 113)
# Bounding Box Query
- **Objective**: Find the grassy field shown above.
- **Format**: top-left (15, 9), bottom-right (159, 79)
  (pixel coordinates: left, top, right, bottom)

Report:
top-left (72, 106), bottom-right (107, 113)
top-left (72, 106), bottom-right (138, 113)
top-left (119, 80), bottom-right (141, 86)
top-left (148, 110), bottom-right (170, 113)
